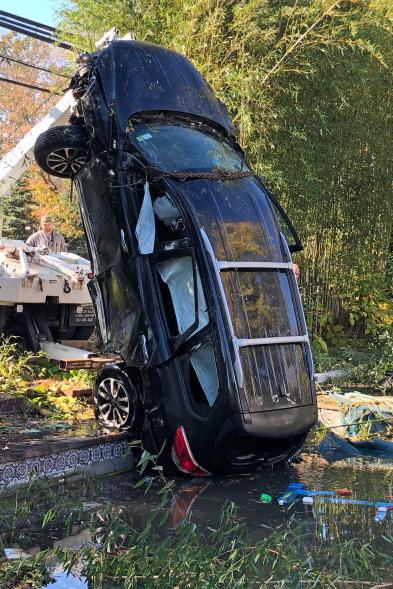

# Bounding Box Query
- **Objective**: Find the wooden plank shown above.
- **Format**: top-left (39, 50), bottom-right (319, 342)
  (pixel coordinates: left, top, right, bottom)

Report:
top-left (59, 357), bottom-right (117, 371)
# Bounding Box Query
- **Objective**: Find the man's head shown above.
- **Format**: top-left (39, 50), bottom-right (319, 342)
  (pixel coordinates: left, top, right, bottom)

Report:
top-left (40, 214), bottom-right (54, 234)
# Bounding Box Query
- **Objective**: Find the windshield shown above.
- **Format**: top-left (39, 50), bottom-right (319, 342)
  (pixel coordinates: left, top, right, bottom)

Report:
top-left (132, 122), bottom-right (247, 173)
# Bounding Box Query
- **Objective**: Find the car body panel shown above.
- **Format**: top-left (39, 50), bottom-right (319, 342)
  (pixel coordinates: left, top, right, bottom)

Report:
top-left (95, 41), bottom-right (233, 135)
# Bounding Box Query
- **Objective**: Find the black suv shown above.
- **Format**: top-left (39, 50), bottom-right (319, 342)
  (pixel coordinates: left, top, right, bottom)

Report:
top-left (34, 40), bottom-right (317, 475)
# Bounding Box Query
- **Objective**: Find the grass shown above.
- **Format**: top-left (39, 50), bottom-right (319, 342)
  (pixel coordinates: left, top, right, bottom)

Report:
top-left (49, 502), bottom-right (392, 588)
top-left (0, 450), bottom-right (392, 589)
top-left (0, 477), bottom-right (101, 589)
top-left (0, 477), bottom-right (100, 546)
top-left (0, 336), bottom-right (94, 421)
top-left (306, 424), bottom-right (330, 446)
top-left (312, 330), bottom-right (393, 391)
top-left (1, 488), bottom-right (391, 589)
top-left (0, 336), bottom-right (36, 396)
top-left (0, 559), bottom-right (51, 589)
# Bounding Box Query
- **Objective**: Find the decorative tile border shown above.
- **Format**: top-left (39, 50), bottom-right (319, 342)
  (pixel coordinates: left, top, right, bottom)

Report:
top-left (0, 440), bottom-right (132, 491)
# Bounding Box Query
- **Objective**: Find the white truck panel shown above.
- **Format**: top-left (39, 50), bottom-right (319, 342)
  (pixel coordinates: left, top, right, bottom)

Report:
top-left (0, 239), bottom-right (92, 305)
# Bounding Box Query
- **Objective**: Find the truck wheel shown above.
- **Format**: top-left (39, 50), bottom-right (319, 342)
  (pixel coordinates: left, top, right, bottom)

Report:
top-left (93, 364), bottom-right (142, 431)
top-left (51, 325), bottom-right (94, 341)
top-left (34, 125), bottom-right (90, 178)
top-left (73, 326), bottom-right (95, 340)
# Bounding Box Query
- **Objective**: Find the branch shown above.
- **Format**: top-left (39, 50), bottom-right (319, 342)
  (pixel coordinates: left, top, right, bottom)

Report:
top-left (38, 169), bottom-right (58, 192)
top-left (262, 0), bottom-right (344, 85)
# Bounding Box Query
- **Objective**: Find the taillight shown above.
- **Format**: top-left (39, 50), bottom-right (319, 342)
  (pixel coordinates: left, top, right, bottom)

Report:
top-left (171, 426), bottom-right (211, 477)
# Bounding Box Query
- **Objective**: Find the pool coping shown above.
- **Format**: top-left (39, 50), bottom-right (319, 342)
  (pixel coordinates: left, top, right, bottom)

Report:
top-left (0, 430), bottom-right (133, 492)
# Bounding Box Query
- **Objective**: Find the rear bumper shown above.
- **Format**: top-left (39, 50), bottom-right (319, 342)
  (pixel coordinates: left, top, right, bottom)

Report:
top-left (187, 405), bottom-right (317, 473)
top-left (242, 404), bottom-right (318, 438)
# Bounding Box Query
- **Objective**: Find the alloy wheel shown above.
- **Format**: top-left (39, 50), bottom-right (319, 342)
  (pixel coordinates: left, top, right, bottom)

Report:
top-left (95, 377), bottom-right (131, 428)
top-left (45, 147), bottom-right (88, 177)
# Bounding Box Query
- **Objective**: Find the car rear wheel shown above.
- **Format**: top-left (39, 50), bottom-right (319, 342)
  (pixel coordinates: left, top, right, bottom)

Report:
top-left (93, 364), bottom-right (142, 431)
top-left (34, 125), bottom-right (90, 178)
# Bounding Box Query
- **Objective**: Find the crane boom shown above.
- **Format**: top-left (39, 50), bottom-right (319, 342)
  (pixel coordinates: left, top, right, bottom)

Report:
top-left (0, 90), bottom-right (75, 202)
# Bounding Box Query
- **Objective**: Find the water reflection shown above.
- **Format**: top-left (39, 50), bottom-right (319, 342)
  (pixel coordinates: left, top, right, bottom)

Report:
top-left (1, 452), bottom-right (391, 589)
top-left (44, 452), bottom-right (391, 551)
top-left (41, 568), bottom-right (87, 589)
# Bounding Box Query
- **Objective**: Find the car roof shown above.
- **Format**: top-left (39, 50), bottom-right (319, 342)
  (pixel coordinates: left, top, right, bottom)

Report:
top-left (95, 40), bottom-right (234, 136)
top-left (167, 177), bottom-right (285, 263)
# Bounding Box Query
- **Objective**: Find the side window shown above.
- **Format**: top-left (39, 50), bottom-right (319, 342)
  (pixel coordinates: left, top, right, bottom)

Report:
top-left (156, 255), bottom-right (208, 340)
top-left (153, 193), bottom-right (187, 243)
top-left (155, 255), bottom-right (220, 409)
top-left (268, 194), bottom-right (303, 253)
top-left (184, 343), bottom-right (219, 409)
top-left (135, 186), bottom-right (189, 253)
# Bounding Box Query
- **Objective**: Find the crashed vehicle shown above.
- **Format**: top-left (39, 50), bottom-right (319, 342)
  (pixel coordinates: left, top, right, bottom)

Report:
top-left (34, 40), bottom-right (317, 475)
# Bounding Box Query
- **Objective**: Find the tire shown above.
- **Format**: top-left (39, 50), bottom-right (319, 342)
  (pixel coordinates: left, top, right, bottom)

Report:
top-left (73, 326), bottom-right (95, 340)
top-left (93, 364), bottom-right (142, 431)
top-left (34, 125), bottom-right (90, 178)
top-left (52, 325), bottom-right (95, 341)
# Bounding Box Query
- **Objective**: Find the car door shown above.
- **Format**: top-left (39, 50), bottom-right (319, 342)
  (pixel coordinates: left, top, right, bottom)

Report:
top-left (77, 162), bottom-right (145, 365)
top-left (152, 246), bottom-right (221, 414)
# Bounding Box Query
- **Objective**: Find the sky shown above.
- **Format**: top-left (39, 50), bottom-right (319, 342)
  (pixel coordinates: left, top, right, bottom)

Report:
top-left (0, 0), bottom-right (63, 27)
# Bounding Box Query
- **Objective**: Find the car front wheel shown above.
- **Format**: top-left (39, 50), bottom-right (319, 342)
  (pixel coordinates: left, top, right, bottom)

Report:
top-left (34, 125), bottom-right (90, 178)
top-left (93, 364), bottom-right (142, 431)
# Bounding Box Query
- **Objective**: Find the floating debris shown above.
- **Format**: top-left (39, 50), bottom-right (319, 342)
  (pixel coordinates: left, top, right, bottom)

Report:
top-left (336, 488), bottom-right (352, 497)
top-left (259, 493), bottom-right (272, 503)
top-left (3, 547), bottom-right (31, 560)
top-left (302, 496), bottom-right (314, 505)
top-left (318, 391), bottom-right (393, 435)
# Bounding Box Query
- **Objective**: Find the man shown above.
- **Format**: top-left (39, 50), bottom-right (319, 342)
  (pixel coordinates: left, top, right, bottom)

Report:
top-left (26, 215), bottom-right (67, 253)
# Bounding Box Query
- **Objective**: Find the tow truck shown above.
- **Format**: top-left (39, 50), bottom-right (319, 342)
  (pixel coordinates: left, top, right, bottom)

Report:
top-left (0, 87), bottom-right (95, 361)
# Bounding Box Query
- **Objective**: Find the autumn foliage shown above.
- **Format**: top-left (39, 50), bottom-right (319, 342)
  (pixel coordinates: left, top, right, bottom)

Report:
top-left (0, 32), bottom-right (85, 253)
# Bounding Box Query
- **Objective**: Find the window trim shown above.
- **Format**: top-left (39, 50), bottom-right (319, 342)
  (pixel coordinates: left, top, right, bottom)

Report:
top-left (237, 336), bottom-right (309, 347)
top-left (266, 191), bottom-right (303, 253)
top-left (218, 261), bottom-right (293, 270)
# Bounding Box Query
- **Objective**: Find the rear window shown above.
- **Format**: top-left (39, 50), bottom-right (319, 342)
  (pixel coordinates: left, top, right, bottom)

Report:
top-left (221, 269), bottom-right (300, 339)
top-left (240, 344), bottom-right (313, 410)
top-left (132, 122), bottom-right (247, 173)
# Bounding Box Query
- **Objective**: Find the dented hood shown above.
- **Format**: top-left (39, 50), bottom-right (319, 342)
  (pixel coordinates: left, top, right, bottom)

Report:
top-left (95, 40), bottom-right (233, 134)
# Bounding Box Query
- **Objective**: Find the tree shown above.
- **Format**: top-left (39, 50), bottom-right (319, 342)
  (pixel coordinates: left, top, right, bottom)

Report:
top-left (0, 32), bottom-right (71, 157)
top-left (0, 33), bottom-right (86, 254)
top-left (2, 177), bottom-right (36, 241)
top-left (56, 0), bottom-right (393, 339)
